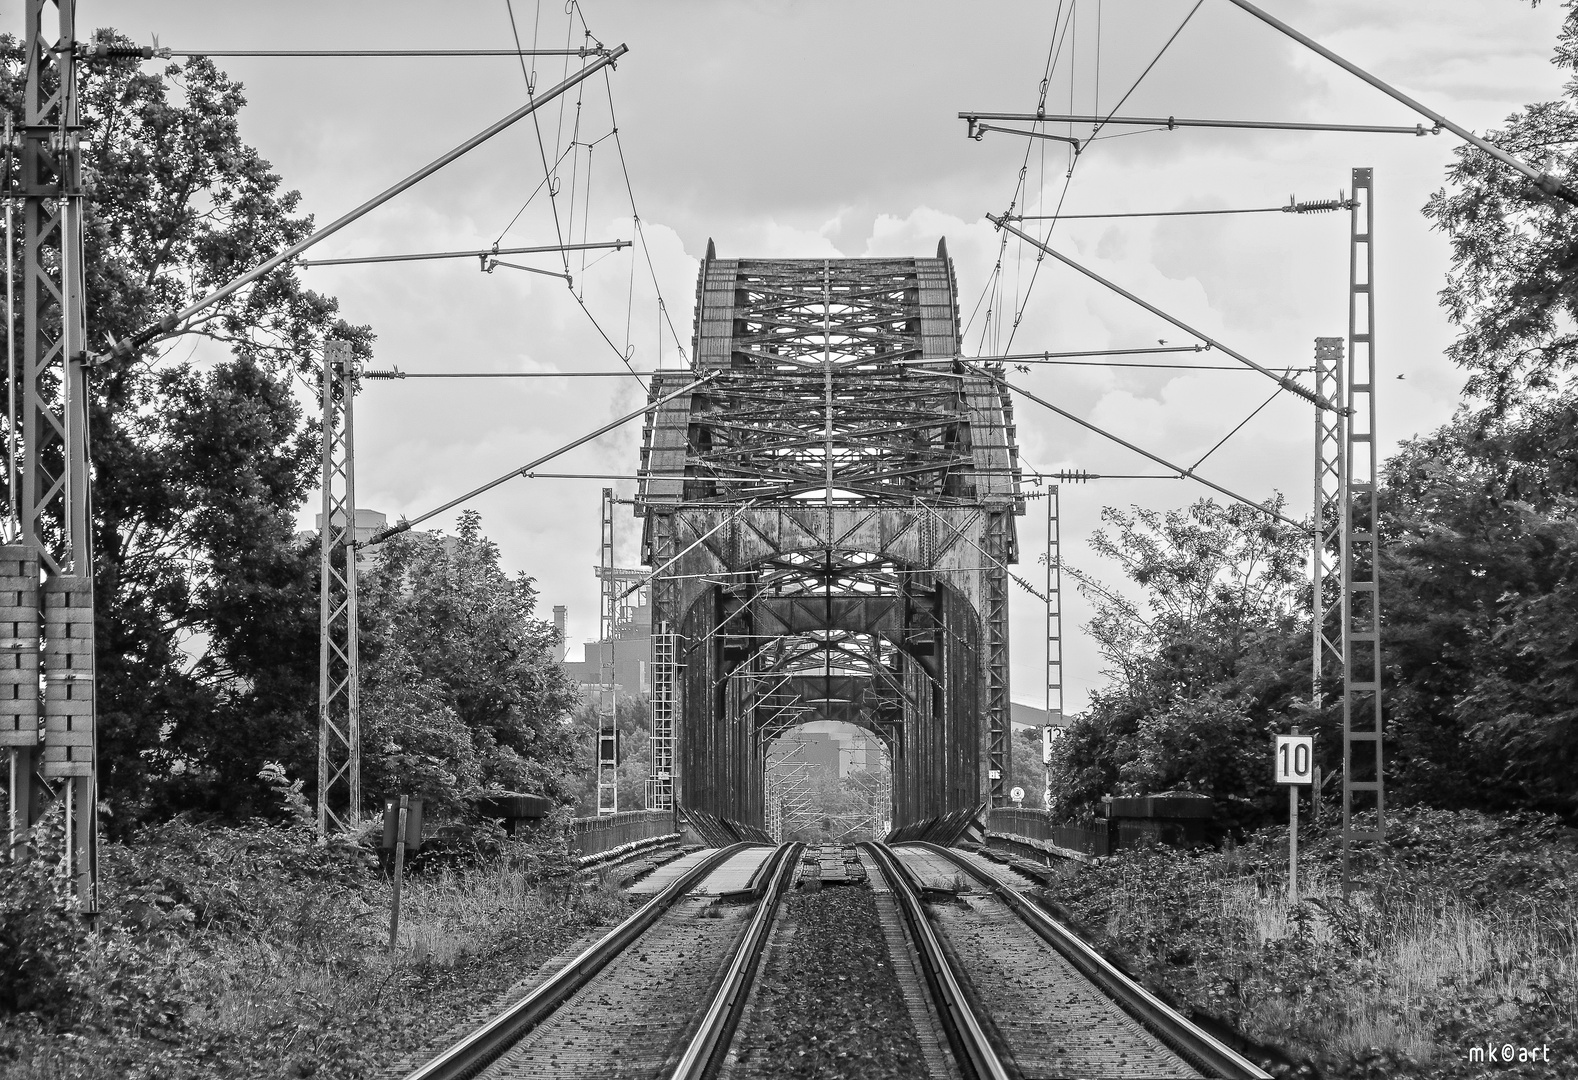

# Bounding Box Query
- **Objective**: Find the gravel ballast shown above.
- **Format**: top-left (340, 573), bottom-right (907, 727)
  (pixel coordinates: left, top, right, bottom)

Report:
top-left (727, 884), bottom-right (930, 1080)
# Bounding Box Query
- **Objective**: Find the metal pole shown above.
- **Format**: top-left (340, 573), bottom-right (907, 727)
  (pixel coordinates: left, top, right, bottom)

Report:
top-left (5, 112), bottom-right (16, 536)
top-left (317, 341), bottom-right (360, 835)
top-left (597, 487), bottom-right (618, 815)
top-left (1341, 169), bottom-right (1385, 892)
top-left (21, 0), bottom-right (98, 908)
top-left (1288, 727), bottom-right (1299, 906)
top-left (1313, 337), bottom-right (1344, 827)
top-left (103, 44), bottom-right (629, 362)
top-left (1044, 485), bottom-right (1062, 811)
top-left (388, 794), bottom-right (408, 955)
top-left (1222, 0), bottom-right (1578, 205)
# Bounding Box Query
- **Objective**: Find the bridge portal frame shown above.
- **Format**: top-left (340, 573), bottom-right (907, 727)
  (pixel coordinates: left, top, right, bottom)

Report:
top-left (637, 245), bottom-right (1023, 834)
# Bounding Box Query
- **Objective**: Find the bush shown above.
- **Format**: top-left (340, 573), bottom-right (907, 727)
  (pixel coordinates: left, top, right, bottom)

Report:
top-left (0, 809), bottom-right (186, 1035)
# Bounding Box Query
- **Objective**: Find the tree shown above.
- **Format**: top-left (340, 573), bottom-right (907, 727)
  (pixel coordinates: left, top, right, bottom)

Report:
top-left (358, 512), bottom-right (580, 815)
top-left (1376, 418), bottom-right (1578, 816)
top-left (1422, 3), bottom-right (1578, 413)
top-left (1047, 497), bottom-right (1309, 825)
top-left (2, 31), bottom-right (374, 826)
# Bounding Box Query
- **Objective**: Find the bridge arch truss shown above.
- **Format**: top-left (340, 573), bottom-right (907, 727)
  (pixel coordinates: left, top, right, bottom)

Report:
top-left (636, 243), bottom-right (1024, 834)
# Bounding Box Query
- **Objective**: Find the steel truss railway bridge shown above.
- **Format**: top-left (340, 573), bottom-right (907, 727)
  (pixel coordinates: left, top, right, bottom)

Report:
top-left (633, 242), bottom-right (1024, 835)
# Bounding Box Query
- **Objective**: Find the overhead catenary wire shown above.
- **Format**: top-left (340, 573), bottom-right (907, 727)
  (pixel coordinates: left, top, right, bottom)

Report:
top-left (1221, 0), bottom-right (1578, 205)
top-left (1187, 382), bottom-right (1287, 473)
top-left (100, 44), bottom-right (628, 363)
top-left (987, 214), bottom-right (1337, 413)
top-left (362, 371), bottom-right (715, 547)
top-left (979, 365), bottom-right (1305, 530)
top-left (994, 0), bottom-right (1204, 358)
top-left (603, 66), bottom-right (689, 363)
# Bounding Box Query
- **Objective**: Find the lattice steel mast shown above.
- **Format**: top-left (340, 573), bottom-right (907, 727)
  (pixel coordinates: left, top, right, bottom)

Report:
top-left (317, 340), bottom-right (360, 835)
top-left (1312, 336), bottom-right (1344, 746)
top-left (4, 0), bottom-right (98, 909)
top-left (596, 487), bottom-right (618, 814)
top-left (1342, 168), bottom-right (1384, 888)
top-left (1044, 485), bottom-right (1063, 808)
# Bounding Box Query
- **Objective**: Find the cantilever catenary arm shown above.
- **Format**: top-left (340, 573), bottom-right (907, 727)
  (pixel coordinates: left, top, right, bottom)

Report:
top-left (984, 367), bottom-right (1306, 530)
top-left (987, 214), bottom-right (1340, 414)
top-left (1222, 0), bottom-right (1578, 205)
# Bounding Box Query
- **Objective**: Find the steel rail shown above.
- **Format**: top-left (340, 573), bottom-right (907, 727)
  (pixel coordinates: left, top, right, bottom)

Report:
top-left (401, 843), bottom-right (749, 1080)
top-left (862, 843), bottom-right (1013, 1080)
top-left (667, 842), bottom-right (804, 1080)
top-left (915, 843), bottom-right (1272, 1080)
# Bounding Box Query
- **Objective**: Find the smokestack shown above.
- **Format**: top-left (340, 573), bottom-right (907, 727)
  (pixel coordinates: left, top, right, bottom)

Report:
top-left (552, 605), bottom-right (568, 662)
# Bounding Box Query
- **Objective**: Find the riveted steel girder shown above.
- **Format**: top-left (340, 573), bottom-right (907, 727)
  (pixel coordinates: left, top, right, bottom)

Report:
top-left (636, 244), bottom-right (1023, 834)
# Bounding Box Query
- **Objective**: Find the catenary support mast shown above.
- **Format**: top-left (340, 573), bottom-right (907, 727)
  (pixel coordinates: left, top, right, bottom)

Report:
top-left (1044, 486), bottom-right (1063, 809)
top-left (596, 487), bottom-right (618, 814)
top-left (6, 0), bottom-right (98, 909)
top-left (318, 341), bottom-right (361, 836)
top-left (1342, 169), bottom-right (1385, 890)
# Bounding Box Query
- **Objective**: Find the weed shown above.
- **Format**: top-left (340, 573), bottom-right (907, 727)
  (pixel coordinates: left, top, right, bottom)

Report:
top-left (1040, 805), bottom-right (1578, 1078)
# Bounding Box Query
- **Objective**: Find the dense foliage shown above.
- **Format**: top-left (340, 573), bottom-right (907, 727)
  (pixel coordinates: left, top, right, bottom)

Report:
top-left (1047, 498), bottom-right (1311, 831)
top-left (359, 511), bottom-right (579, 813)
top-left (1041, 805), bottom-right (1578, 1079)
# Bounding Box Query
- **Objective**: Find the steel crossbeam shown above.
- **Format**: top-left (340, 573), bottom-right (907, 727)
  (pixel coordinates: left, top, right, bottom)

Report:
top-left (637, 243), bottom-right (1022, 834)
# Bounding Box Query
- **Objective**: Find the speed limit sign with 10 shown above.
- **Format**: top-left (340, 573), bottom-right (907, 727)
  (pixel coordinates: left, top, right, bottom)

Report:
top-left (1275, 735), bottom-right (1314, 785)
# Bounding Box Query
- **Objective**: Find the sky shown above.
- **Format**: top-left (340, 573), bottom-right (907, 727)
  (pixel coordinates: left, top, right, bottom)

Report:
top-left (64, 0), bottom-right (1574, 714)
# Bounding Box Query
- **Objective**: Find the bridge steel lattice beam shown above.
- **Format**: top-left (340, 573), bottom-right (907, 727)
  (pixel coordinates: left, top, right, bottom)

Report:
top-left (636, 242), bottom-right (1023, 835)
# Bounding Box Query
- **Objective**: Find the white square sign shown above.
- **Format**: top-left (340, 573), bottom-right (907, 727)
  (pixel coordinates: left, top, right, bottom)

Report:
top-left (1275, 735), bottom-right (1314, 785)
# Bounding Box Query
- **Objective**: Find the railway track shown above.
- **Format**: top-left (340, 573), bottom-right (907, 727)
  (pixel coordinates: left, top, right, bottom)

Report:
top-left (867, 841), bottom-right (1272, 1080)
top-left (402, 839), bottom-right (1269, 1080)
top-left (402, 841), bottom-right (802, 1080)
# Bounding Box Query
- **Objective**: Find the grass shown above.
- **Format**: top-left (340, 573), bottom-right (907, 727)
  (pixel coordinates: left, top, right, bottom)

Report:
top-left (0, 817), bottom-right (633, 1079)
top-left (1034, 806), bottom-right (1578, 1078)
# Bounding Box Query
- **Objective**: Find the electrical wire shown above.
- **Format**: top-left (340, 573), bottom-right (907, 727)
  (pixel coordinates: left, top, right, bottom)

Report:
top-left (504, 0), bottom-right (571, 273)
top-left (1187, 381), bottom-right (1287, 472)
top-left (603, 66), bottom-right (689, 364)
top-left (1000, 0), bottom-right (1205, 357)
top-left (1089, 0), bottom-right (1203, 141)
